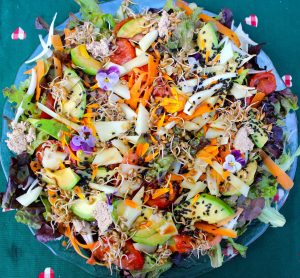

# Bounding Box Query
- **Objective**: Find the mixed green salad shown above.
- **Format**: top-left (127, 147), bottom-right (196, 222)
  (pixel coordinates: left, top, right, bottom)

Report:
top-left (1, 0), bottom-right (299, 277)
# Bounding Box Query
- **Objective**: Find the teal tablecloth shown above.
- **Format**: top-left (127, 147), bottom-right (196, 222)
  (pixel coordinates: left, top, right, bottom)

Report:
top-left (0, 0), bottom-right (299, 277)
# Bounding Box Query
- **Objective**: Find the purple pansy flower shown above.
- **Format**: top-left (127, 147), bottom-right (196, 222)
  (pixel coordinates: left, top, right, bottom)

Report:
top-left (70, 126), bottom-right (96, 154)
top-left (96, 66), bottom-right (120, 91)
top-left (231, 150), bottom-right (246, 167)
top-left (223, 150), bottom-right (246, 173)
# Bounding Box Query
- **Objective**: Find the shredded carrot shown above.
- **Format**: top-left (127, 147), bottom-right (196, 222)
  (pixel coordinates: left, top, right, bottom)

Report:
top-left (210, 138), bottom-right (218, 146)
top-left (237, 67), bottom-right (245, 75)
top-left (259, 150), bottom-right (294, 190)
top-left (192, 194), bottom-right (200, 205)
top-left (169, 181), bottom-right (174, 197)
top-left (128, 72), bottom-right (135, 89)
top-left (144, 151), bottom-right (159, 162)
top-left (53, 56), bottom-right (62, 78)
top-left (168, 173), bottom-right (184, 182)
top-left (35, 60), bottom-right (45, 101)
top-left (59, 161), bottom-right (65, 169)
top-left (250, 92), bottom-right (266, 108)
top-left (91, 165), bottom-right (98, 181)
top-left (216, 208), bottom-right (244, 227)
top-left (51, 34), bottom-right (64, 51)
top-left (150, 134), bottom-right (158, 145)
top-left (152, 188), bottom-right (169, 199)
top-left (24, 68), bottom-right (34, 75)
top-left (195, 222), bottom-right (238, 238)
top-left (87, 103), bottom-right (100, 109)
top-left (125, 199), bottom-right (139, 208)
top-left (197, 145), bottom-right (219, 165)
top-left (141, 86), bottom-right (153, 106)
top-left (179, 102), bottom-right (212, 121)
top-left (176, 0), bottom-right (193, 15)
top-left (74, 186), bottom-right (85, 199)
top-left (146, 55), bottom-right (159, 86)
top-left (136, 143), bottom-right (149, 157)
top-left (199, 14), bottom-right (241, 47)
top-left (156, 113), bottom-right (166, 130)
top-left (126, 72), bottom-right (147, 110)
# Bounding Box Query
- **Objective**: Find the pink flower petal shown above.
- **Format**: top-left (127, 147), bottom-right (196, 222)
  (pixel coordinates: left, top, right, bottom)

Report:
top-left (244, 14), bottom-right (258, 27)
top-left (11, 27), bottom-right (27, 40)
top-left (282, 74), bottom-right (293, 88)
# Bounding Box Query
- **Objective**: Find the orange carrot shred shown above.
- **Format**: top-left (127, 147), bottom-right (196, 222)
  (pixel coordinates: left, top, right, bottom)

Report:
top-left (176, 0), bottom-right (193, 15)
top-left (195, 222), bottom-right (238, 238)
top-left (51, 34), bottom-right (64, 51)
top-left (152, 188), bottom-right (169, 199)
top-left (125, 199), bottom-right (139, 208)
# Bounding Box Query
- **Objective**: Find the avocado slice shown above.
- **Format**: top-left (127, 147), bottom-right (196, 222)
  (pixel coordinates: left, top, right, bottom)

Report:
top-left (45, 168), bottom-right (80, 191)
top-left (28, 118), bottom-right (70, 140)
top-left (71, 44), bottom-right (102, 75)
top-left (62, 67), bottom-right (86, 119)
top-left (197, 23), bottom-right (218, 57)
top-left (117, 17), bottom-right (147, 38)
top-left (174, 194), bottom-right (234, 224)
top-left (71, 194), bottom-right (106, 221)
top-left (237, 160), bottom-right (257, 186)
top-left (132, 210), bottom-right (177, 246)
top-left (249, 120), bottom-right (268, 148)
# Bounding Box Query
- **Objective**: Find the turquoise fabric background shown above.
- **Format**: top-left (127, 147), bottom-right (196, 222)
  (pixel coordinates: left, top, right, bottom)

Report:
top-left (0, 0), bottom-right (299, 277)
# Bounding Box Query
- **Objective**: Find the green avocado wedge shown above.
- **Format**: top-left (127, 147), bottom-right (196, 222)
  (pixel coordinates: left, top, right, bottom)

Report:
top-left (174, 194), bottom-right (235, 224)
top-left (71, 44), bottom-right (102, 75)
top-left (28, 118), bottom-right (70, 140)
top-left (62, 67), bottom-right (87, 119)
top-left (117, 17), bottom-right (147, 38)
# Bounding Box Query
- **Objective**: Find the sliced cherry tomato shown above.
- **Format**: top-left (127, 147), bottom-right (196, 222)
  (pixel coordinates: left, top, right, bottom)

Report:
top-left (110, 39), bottom-right (136, 65)
top-left (170, 235), bottom-right (195, 253)
top-left (249, 72), bottom-right (276, 95)
top-left (40, 93), bottom-right (55, 119)
top-left (119, 241), bottom-right (144, 271)
top-left (146, 196), bottom-right (172, 209)
top-left (35, 140), bottom-right (65, 163)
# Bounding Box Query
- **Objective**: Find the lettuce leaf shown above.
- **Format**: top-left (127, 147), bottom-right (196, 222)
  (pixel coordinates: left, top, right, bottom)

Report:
top-left (208, 244), bottom-right (223, 268)
top-left (15, 206), bottom-right (45, 229)
top-left (130, 255), bottom-right (172, 278)
top-left (3, 79), bottom-right (30, 107)
top-left (75, 0), bottom-right (115, 30)
top-left (258, 199), bottom-right (286, 227)
top-left (249, 175), bottom-right (278, 199)
top-left (277, 145), bottom-right (300, 172)
top-left (1, 153), bottom-right (32, 210)
top-left (227, 238), bottom-right (247, 258)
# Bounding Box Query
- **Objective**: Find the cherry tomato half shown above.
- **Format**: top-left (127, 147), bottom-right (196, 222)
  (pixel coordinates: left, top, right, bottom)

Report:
top-left (249, 72), bottom-right (276, 95)
top-left (40, 93), bottom-right (55, 119)
top-left (35, 140), bottom-right (65, 163)
top-left (110, 39), bottom-right (136, 65)
top-left (170, 235), bottom-right (195, 253)
top-left (119, 241), bottom-right (145, 271)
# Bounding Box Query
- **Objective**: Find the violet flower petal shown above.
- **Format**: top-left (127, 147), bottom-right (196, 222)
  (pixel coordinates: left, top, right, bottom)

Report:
top-left (69, 140), bottom-right (83, 152)
top-left (107, 66), bottom-right (120, 75)
top-left (85, 134), bottom-right (96, 147)
top-left (71, 135), bottom-right (83, 147)
top-left (108, 72), bottom-right (119, 86)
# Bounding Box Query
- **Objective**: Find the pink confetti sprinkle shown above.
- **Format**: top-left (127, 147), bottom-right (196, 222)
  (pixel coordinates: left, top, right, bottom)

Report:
top-left (273, 188), bottom-right (285, 203)
top-left (244, 14), bottom-right (258, 27)
top-left (11, 27), bottom-right (26, 40)
top-left (38, 267), bottom-right (55, 278)
top-left (282, 74), bottom-right (293, 88)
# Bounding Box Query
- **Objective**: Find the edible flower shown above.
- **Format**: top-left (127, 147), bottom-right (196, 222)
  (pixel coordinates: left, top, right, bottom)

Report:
top-left (70, 126), bottom-right (96, 154)
top-left (223, 150), bottom-right (245, 173)
top-left (96, 66), bottom-right (120, 91)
